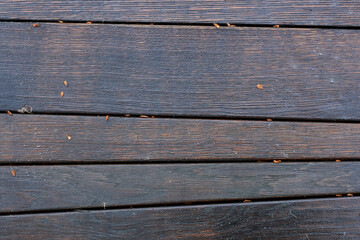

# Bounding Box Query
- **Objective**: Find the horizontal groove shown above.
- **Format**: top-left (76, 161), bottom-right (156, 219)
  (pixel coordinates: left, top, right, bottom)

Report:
top-left (1, 195), bottom-right (358, 217)
top-left (2, 111), bottom-right (360, 124)
top-left (1, 158), bottom-right (359, 166)
top-left (0, 19), bottom-right (360, 30)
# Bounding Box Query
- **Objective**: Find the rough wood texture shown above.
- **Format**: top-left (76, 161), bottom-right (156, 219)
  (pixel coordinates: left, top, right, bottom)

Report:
top-left (2, 115), bottom-right (360, 162)
top-left (1, 22), bottom-right (360, 120)
top-left (2, 162), bottom-right (359, 212)
top-left (1, 1), bottom-right (360, 26)
top-left (1, 198), bottom-right (359, 239)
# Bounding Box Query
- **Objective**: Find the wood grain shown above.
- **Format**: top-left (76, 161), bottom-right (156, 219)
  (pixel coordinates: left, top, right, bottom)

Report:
top-left (2, 162), bottom-right (359, 212)
top-left (1, 198), bottom-right (359, 239)
top-left (1, 22), bottom-right (360, 120)
top-left (1, 1), bottom-right (360, 26)
top-left (1, 114), bottom-right (360, 162)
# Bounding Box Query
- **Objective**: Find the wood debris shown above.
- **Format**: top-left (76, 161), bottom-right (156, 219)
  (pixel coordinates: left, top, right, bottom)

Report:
top-left (273, 160), bottom-right (281, 163)
top-left (17, 105), bottom-right (33, 114)
top-left (257, 84), bottom-right (264, 90)
top-left (347, 193), bottom-right (353, 197)
top-left (32, 23), bottom-right (40, 28)
top-left (64, 80), bottom-right (68, 87)
top-left (7, 111), bottom-right (13, 116)
top-left (336, 159), bottom-right (341, 162)
top-left (86, 21), bottom-right (92, 24)
top-left (11, 170), bottom-right (16, 176)
top-left (106, 115), bottom-right (109, 121)
top-left (273, 25), bottom-right (280, 28)
top-left (213, 23), bottom-right (220, 28)
top-left (267, 119), bottom-right (272, 122)
top-left (125, 114), bottom-right (131, 117)
top-left (336, 194), bottom-right (342, 197)
top-left (243, 200), bottom-right (251, 203)
top-left (140, 115), bottom-right (149, 118)
top-left (59, 21), bottom-right (64, 23)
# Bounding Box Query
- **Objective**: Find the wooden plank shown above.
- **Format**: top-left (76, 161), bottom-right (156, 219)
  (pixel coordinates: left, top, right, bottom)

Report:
top-left (2, 162), bottom-right (359, 213)
top-left (1, 1), bottom-right (360, 26)
top-left (1, 23), bottom-right (360, 120)
top-left (1, 198), bottom-right (359, 239)
top-left (1, 115), bottom-right (360, 162)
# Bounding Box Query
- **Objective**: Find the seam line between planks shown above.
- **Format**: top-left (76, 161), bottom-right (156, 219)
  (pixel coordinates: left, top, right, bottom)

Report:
top-left (1, 19), bottom-right (360, 30)
top-left (2, 159), bottom-right (360, 166)
top-left (0, 195), bottom-right (358, 217)
top-left (2, 112), bottom-right (360, 124)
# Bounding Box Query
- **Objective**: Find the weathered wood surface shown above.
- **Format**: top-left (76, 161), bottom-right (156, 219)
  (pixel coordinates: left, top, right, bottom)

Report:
top-left (1, 1), bottom-right (360, 26)
top-left (2, 115), bottom-right (360, 162)
top-left (1, 198), bottom-right (359, 239)
top-left (2, 162), bottom-right (359, 213)
top-left (1, 23), bottom-right (360, 120)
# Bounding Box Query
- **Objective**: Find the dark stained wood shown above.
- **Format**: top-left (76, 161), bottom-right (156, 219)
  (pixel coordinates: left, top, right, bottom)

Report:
top-left (2, 114), bottom-right (360, 162)
top-left (1, 1), bottom-right (360, 26)
top-left (2, 162), bottom-right (359, 213)
top-left (1, 198), bottom-right (359, 239)
top-left (1, 22), bottom-right (360, 120)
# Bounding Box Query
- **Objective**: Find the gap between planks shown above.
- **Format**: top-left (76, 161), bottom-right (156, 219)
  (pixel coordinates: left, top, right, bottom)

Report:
top-left (3, 112), bottom-right (360, 124)
top-left (0, 196), bottom-right (358, 217)
top-left (2, 19), bottom-right (360, 30)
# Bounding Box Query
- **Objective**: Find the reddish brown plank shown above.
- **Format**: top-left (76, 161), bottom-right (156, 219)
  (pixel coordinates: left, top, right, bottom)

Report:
top-left (1, 114), bottom-right (360, 162)
top-left (1, 1), bottom-right (360, 26)
top-left (1, 23), bottom-right (360, 120)
top-left (1, 198), bottom-right (359, 239)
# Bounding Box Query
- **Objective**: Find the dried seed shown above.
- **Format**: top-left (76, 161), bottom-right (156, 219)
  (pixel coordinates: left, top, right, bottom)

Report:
top-left (7, 111), bottom-right (13, 116)
top-left (273, 160), bottom-right (281, 163)
top-left (67, 134), bottom-right (72, 140)
top-left (267, 119), bottom-right (272, 122)
top-left (60, 92), bottom-right (64, 98)
top-left (11, 170), bottom-right (16, 176)
top-left (106, 115), bottom-right (109, 121)
top-left (336, 194), bottom-right (342, 197)
top-left (140, 115), bottom-right (149, 118)
top-left (64, 81), bottom-right (68, 87)
top-left (151, 116), bottom-right (155, 118)
top-left (125, 114), bottom-right (131, 117)
top-left (32, 23), bottom-right (40, 28)
top-left (86, 21), bottom-right (92, 24)
top-left (336, 159), bottom-right (341, 162)
top-left (273, 25), bottom-right (280, 28)
top-left (213, 23), bottom-right (220, 28)
top-left (226, 23), bottom-right (231, 27)
top-left (243, 200), bottom-right (251, 203)
top-left (347, 193), bottom-right (354, 197)
top-left (59, 21), bottom-right (64, 23)
top-left (257, 84), bottom-right (264, 90)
